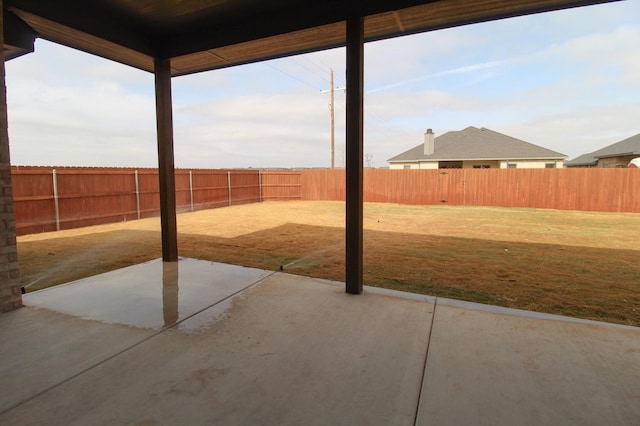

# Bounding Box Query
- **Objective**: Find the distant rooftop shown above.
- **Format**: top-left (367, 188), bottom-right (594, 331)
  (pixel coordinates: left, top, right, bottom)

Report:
top-left (388, 126), bottom-right (566, 163)
top-left (565, 132), bottom-right (640, 166)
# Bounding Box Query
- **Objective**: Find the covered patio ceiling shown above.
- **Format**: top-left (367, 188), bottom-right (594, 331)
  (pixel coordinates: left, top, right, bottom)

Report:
top-left (4, 0), bottom-right (617, 76)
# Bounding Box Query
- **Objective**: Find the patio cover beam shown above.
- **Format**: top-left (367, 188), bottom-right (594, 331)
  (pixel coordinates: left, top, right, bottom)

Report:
top-left (6, 1), bottom-right (617, 76)
top-left (154, 58), bottom-right (178, 262)
top-left (345, 15), bottom-right (364, 295)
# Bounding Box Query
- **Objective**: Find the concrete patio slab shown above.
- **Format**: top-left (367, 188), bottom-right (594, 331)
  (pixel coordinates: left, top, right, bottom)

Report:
top-left (0, 258), bottom-right (271, 414)
top-left (23, 258), bottom-right (272, 330)
top-left (417, 299), bottom-right (640, 426)
top-left (1, 259), bottom-right (639, 425)
top-left (1, 265), bottom-right (434, 425)
top-left (0, 307), bottom-right (151, 414)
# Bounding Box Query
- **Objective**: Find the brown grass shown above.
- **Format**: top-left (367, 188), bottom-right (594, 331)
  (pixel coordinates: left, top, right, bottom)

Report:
top-left (17, 201), bottom-right (640, 326)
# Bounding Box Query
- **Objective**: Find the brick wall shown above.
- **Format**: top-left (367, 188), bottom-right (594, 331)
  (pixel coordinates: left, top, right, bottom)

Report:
top-left (0, 165), bottom-right (22, 312)
top-left (598, 155), bottom-right (636, 168)
top-left (0, 0), bottom-right (23, 313)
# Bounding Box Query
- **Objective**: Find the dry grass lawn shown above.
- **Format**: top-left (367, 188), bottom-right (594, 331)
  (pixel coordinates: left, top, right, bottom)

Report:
top-left (17, 201), bottom-right (640, 326)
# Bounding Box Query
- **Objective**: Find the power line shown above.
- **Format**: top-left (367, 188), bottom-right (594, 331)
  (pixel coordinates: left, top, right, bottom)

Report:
top-left (262, 62), bottom-right (322, 91)
top-left (303, 53), bottom-right (333, 73)
top-left (330, 69), bottom-right (335, 169)
top-left (304, 53), bottom-right (347, 87)
top-left (325, 85), bottom-right (413, 143)
top-left (266, 55), bottom-right (412, 163)
top-left (335, 71), bottom-right (347, 89)
top-left (287, 57), bottom-right (332, 85)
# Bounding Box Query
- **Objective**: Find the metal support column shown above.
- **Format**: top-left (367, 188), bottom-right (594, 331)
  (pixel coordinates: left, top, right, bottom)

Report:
top-left (154, 58), bottom-right (178, 262)
top-left (345, 16), bottom-right (364, 295)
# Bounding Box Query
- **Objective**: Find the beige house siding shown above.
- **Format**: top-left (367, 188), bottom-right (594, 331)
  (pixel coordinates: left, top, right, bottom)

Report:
top-left (418, 162), bottom-right (439, 170)
top-left (390, 159), bottom-right (563, 170)
top-left (463, 160), bottom-right (501, 169)
top-left (499, 160), bottom-right (563, 169)
top-left (389, 162), bottom-right (437, 170)
top-left (389, 163), bottom-right (411, 170)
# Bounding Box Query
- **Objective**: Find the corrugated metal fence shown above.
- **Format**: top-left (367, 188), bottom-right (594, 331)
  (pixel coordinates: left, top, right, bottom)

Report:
top-left (11, 167), bottom-right (640, 235)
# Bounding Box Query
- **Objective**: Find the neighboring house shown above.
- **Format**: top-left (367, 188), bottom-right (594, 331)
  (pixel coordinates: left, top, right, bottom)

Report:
top-left (387, 126), bottom-right (566, 170)
top-left (564, 132), bottom-right (640, 168)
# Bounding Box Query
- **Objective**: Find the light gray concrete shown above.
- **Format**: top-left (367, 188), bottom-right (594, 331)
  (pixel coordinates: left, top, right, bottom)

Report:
top-left (24, 258), bottom-right (272, 330)
top-left (0, 258), bottom-right (271, 414)
top-left (1, 267), bottom-right (434, 425)
top-left (1, 259), bottom-right (639, 425)
top-left (0, 307), bottom-right (152, 413)
top-left (417, 302), bottom-right (640, 426)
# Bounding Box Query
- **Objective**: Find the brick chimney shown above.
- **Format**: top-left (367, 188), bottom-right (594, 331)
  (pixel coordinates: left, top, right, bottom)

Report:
top-left (424, 128), bottom-right (435, 155)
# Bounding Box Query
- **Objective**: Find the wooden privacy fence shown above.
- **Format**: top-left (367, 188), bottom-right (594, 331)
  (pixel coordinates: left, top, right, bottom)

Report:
top-left (11, 167), bottom-right (639, 236)
top-left (11, 167), bottom-right (300, 235)
top-left (300, 168), bottom-right (640, 212)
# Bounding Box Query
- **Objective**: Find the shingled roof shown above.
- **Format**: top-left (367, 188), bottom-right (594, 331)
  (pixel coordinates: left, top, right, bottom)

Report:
top-left (387, 126), bottom-right (566, 163)
top-left (565, 132), bottom-right (640, 166)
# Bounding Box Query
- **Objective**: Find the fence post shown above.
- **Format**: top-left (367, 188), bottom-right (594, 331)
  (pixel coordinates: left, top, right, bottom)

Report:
top-left (227, 170), bottom-right (232, 206)
top-left (52, 169), bottom-right (60, 231)
top-left (134, 170), bottom-right (141, 219)
top-left (259, 170), bottom-right (263, 202)
top-left (189, 170), bottom-right (194, 212)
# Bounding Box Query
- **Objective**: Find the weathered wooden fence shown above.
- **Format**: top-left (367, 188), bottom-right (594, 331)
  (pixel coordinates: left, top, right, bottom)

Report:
top-left (260, 171), bottom-right (302, 201)
top-left (11, 167), bottom-right (288, 235)
top-left (11, 167), bottom-right (640, 236)
top-left (300, 168), bottom-right (640, 212)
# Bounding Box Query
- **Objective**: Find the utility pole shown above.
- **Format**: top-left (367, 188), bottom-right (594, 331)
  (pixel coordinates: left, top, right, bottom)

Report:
top-left (330, 68), bottom-right (335, 170)
top-left (321, 69), bottom-right (344, 169)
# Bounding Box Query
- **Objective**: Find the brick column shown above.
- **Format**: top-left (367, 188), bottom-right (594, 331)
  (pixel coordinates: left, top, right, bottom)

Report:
top-left (0, 0), bottom-right (23, 313)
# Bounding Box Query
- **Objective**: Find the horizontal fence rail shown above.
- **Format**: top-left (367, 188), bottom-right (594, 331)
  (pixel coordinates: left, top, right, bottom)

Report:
top-left (11, 167), bottom-right (640, 236)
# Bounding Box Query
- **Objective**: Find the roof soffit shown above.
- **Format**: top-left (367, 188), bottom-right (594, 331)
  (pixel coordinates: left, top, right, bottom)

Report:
top-left (4, 0), bottom-right (619, 76)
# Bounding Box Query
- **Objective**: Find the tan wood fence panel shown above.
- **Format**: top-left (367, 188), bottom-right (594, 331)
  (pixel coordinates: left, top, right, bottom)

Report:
top-left (299, 168), bottom-right (640, 213)
top-left (230, 170), bottom-right (261, 205)
top-left (261, 171), bottom-right (302, 201)
top-left (13, 167), bottom-right (263, 235)
top-left (300, 169), bottom-right (345, 201)
top-left (12, 167), bottom-right (57, 234)
top-left (11, 167), bottom-right (639, 236)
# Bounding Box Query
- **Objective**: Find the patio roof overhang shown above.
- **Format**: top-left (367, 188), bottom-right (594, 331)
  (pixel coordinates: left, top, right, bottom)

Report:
top-left (4, 0), bottom-right (617, 76)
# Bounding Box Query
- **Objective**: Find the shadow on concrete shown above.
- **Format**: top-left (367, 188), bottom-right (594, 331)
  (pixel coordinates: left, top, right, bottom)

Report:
top-left (18, 222), bottom-right (640, 326)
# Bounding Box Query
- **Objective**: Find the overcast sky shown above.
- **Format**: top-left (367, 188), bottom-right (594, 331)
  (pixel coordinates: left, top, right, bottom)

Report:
top-left (5, 1), bottom-right (640, 169)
